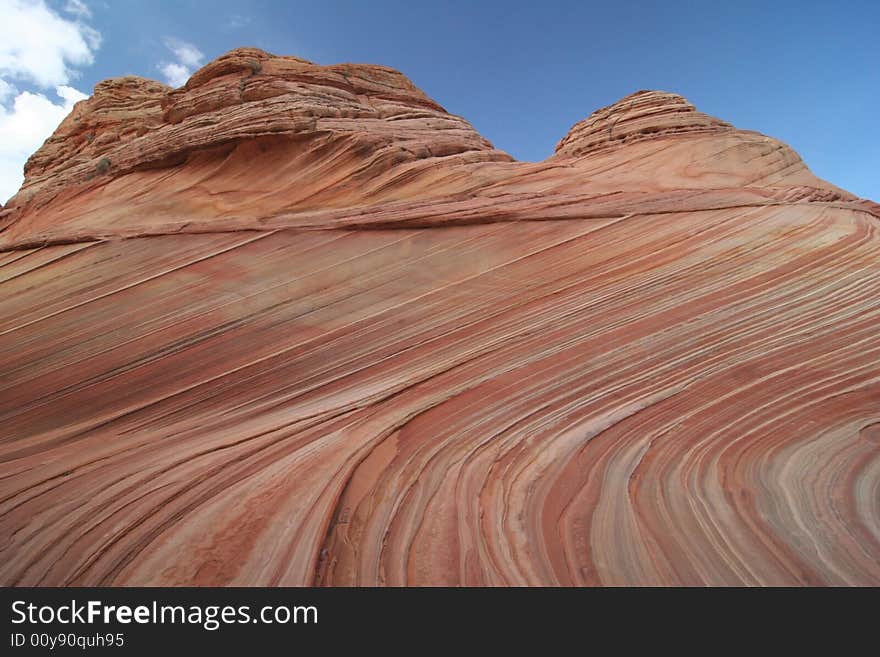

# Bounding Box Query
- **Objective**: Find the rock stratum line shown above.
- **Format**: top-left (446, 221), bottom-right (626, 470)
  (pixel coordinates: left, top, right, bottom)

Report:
top-left (0, 49), bottom-right (878, 586)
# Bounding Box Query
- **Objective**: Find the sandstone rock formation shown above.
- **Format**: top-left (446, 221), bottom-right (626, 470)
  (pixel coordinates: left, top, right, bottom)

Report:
top-left (0, 49), bottom-right (878, 586)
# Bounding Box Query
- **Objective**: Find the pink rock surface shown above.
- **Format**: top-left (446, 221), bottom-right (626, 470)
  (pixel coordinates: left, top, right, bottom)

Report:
top-left (0, 49), bottom-right (878, 586)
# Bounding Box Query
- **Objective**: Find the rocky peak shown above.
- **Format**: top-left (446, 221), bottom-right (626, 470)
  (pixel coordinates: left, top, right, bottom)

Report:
top-left (21, 76), bottom-right (168, 183)
top-left (0, 48), bottom-right (510, 241)
top-left (555, 90), bottom-right (734, 157)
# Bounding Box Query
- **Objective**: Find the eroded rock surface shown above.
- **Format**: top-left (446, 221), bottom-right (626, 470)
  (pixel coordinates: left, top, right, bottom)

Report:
top-left (1, 49), bottom-right (878, 586)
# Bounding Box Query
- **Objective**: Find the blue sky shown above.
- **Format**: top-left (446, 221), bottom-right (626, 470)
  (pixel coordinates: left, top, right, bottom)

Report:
top-left (1, 0), bottom-right (877, 203)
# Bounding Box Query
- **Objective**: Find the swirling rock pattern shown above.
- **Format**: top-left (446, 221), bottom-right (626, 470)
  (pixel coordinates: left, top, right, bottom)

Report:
top-left (0, 49), bottom-right (878, 586)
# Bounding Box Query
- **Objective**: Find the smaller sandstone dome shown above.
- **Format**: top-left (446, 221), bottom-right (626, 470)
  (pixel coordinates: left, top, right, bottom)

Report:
top-left (554, 89), bottom-right (734, 157)
top-left (93, 76), bottom-right (171, 96)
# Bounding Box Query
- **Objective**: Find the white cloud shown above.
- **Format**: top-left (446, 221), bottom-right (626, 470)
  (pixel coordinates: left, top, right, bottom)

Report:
top-left (0, 0), bottom-right (101, 88)
top-left (0, 85), bottom-right (88, 203)
top-left (164, 38), bottom-right (203, 69)
top-left (63, 0), bottom-right (91, 19)
top-left (0, 79), bottom-right (15, 103)
top-left (0, 1), bottom-right (99, 203)
top-left (227, 14), bottom-right (251, 29)
top-left (157, 38), bottom-right (204, 87)
top-left (158, 62), bottom-right (190, 88)
top-left (55, 84), bottom-right (88, 105)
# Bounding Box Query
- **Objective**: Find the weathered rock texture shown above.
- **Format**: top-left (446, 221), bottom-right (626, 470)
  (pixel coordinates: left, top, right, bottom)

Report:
top-left (1, 49), bottom-right (878, 586)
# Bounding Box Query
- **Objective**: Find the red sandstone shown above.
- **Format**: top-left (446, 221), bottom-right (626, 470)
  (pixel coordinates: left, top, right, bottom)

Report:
top-left (0, 49), bottom-right (877, 586)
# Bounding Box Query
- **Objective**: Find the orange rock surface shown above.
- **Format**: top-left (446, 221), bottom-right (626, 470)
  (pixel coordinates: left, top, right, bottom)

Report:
top-left (1, 49), bottom-right (878, 586)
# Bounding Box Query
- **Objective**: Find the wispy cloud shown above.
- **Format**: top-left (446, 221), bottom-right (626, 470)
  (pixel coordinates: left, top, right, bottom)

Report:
top-left (157, 37), bottom-right (204, 87)
top-left (64, 0), bottom-right (92, 19)
top-left (0, 0), bottom-right (100, 203)
top-left (227, 14), bottom-right (251, 29)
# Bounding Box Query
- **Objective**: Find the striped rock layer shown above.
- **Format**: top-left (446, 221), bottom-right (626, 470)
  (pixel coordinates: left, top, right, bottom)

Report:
top-left (0, 49), bottom-right (878, 586)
